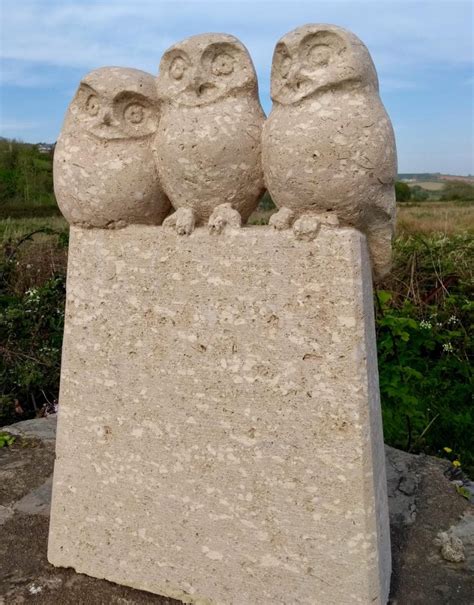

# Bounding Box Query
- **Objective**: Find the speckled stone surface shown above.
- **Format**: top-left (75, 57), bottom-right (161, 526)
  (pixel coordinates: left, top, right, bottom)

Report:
top-left (54, 67), bottom-right (170, 228)
top-left (154, 34), bottom-right (265, 234)
top-left (48, 225), bottom-right (390, 605)
top-left (262, 24), bottom-right (397, 280)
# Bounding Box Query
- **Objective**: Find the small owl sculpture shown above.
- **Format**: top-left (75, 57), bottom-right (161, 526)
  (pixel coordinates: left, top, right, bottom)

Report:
top-left (153, 33), bottom-right (265, 234)
top-left (262, 24), bottom-right (397, 279)
top-left (54, 67), bottom-right (170, 228)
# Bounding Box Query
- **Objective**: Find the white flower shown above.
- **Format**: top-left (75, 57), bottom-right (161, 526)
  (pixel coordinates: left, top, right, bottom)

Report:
top-left (420, 320), bottom-right (432, 329)
top-left (448, 315), bottom-right (458, 325)
top-left (443, 342), bottom-right (454, 353)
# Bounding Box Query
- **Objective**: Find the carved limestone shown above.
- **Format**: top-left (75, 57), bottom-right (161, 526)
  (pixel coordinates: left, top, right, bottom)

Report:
top-left (153, 34), bottom-right (266, 234)
top-left (262, 24), bottom-right (397, 279)
top-left (54, 67), bottom-right (170, 228)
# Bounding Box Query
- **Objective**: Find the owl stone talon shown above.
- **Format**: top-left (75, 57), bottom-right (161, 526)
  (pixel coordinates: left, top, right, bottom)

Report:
top-left (316, 212), bottom-right (340, 227)
top-left (293, 215), bottom-right (322, 241)
top-left (208, 203), bottom-right (241, 234)
top-left (269, 207), bottom-right (295, 230)
top-left (163, 207), bottom-right (196, 235)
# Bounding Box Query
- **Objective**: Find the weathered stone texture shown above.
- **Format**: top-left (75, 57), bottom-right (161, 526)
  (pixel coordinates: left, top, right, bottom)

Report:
top-left (262, 24), bottom-right (397, 279)
top-left (49, 225), bottom-right (390, 604)
top-left (54, 67), bottom-right (170, 228)
top-left (154, 34), bottom-right (265, 234)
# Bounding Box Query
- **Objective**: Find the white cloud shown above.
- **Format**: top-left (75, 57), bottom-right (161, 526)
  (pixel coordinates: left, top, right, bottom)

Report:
top-left (1, 0), bottom-right (472, 170)
top-left (1, 1), bottom-right (472, 79)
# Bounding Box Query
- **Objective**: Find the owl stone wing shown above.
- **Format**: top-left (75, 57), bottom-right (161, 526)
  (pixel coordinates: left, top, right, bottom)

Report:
top-left (362, 111), bottom-right (397, 186)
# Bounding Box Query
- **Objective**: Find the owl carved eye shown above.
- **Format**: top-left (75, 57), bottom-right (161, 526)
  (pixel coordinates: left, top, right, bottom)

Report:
top-left (170, 57), bottom-right (187, 80)
top-left (86, 94), bottom-right (100, 116)
top-left (308, 45), bottom-right (331, 68)
top-left (124, 103), bottom-right (145, 124)
top-left (211, 52), bottom-right (234, 76)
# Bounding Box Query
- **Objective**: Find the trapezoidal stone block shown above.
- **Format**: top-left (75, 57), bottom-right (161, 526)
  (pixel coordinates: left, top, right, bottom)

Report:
top-left (48, 225), bottom-right (391, 605)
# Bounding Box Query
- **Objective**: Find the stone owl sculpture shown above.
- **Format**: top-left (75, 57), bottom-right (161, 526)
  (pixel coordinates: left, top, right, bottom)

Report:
top-left (54, 67), bottom-right (170, 228)
top-left (153, 33), bottom-right (265, 235)
top-left (262, 24), bottom-right (397, 279)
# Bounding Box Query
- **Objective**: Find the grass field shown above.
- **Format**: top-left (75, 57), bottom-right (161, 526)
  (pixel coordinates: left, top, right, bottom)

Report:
top-left (408, 181), bottom-right (445, 191)
top-left (249, 200), bottom-right (474, 235)
top-left (397, 201), bottom-right (474, 235)
top-left (0, 216), bottom-right (68, 294)
top-left (0, 215), bottom-right (67, 241)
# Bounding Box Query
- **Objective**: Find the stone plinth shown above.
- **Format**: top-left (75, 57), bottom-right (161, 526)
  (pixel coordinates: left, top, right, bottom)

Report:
top-left (48, 225), bottom-right (391, 604)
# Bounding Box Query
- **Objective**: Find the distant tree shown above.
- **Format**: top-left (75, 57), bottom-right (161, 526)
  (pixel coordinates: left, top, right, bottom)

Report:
top-left (0, 137), bottom-right (55, 207)
top-left (0, 166), bottom-right (17, 203)
top-left (395, 181), bottom-right (411, 202)
top-left (440, 180), bottom-right (474, 201)
top-left (411, 186), bottom-right (429, 202)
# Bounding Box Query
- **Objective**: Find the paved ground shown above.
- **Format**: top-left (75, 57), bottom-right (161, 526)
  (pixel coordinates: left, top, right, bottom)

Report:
top-left (1, 418), bottom-right (472, 604)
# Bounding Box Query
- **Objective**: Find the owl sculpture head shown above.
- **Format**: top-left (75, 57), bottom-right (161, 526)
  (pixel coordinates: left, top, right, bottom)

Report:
top-left (271, 24), bottom-right (379, 106)
top-left (156, 33), bottom-right (259, 107)
top-left (64, 66), bottom-right (159, 140)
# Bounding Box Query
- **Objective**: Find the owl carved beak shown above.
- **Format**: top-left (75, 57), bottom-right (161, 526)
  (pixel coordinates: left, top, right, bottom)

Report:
top-left (88, 108), bottom-right (123, 140)
top-left (101, 110), bottom-right (112, 126)
top-left (283, 65), bottom-right (312, 97)
top-left (181, 72), bottom-right (218, 105)
top-left (287, 65), bottom-right (309, 92)
top-left (192, 75), bottom-right (203, 91)
top-left (287, 65), bottom-right (301, 84)
top-left (193, 76), bottom-right (215, 97)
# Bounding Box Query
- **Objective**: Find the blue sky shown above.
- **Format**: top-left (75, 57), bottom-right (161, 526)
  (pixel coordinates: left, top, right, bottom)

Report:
top-left (0, 0), bottom-right (473, 173)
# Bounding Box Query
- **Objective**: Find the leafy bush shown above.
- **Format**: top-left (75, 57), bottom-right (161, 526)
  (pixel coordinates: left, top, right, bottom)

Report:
top-left (410, 186), bottom-right (430, 202)
top-left (440, 180), bottom-right (474, 201)
top-left (0, 138), bottom-right (56, 208)
top-left (377, 234), bottom-right (473, 475)
top-left (395, 181), bottom-right (411, 202)
top-left (0, 229), bottom-right (66, 423)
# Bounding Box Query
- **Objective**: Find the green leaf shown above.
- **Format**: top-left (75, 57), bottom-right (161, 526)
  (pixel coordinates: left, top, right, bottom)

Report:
top-left (455, 485), bottom-right (472, 500)
top-left (0, 432), bottom-right (16, 447)
top-left (377, 290), bottom-right (392, 306)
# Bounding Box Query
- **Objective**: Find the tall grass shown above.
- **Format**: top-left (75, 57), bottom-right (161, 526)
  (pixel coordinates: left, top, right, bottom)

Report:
top-left (397, 201), bottom-right (474, 236)
top-left (0, 216), bottom-right (68, 242)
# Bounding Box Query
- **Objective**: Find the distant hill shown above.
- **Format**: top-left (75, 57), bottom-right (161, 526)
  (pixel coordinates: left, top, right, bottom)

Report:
top-left (398, 173), bottom-right (442, 182)
top-left (399, 173), bottom-right (474, 183)
top-left (439, 174), bottom-right (474, 184)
